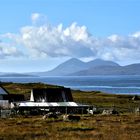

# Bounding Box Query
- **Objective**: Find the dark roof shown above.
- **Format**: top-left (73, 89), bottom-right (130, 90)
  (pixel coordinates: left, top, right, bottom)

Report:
top-left (8, 94), bottom-right (25, 102)
top-left (2, 94), bottom-right (25, 102)
top-left (0, 86), bottom-right (9, 95)
top-left (32, 88), bottom-right (73, 102)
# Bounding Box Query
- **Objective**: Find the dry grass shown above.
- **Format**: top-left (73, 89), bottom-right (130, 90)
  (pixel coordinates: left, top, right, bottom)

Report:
top-left (72, 90), bottom-right (140, 113)
top-left (1, 82), bottom-right (140, 139)
top-left (0, 114), bottom-right (140, 140)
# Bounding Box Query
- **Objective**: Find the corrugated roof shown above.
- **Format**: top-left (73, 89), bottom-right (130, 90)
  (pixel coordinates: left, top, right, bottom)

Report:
top-left (18, 101), bottom-right (81, 107)
top-left (32, 88), bottom-right (73, 102)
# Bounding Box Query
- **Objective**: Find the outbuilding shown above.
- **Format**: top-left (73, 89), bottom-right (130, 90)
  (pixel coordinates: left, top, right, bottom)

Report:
top-left (0, 86), bottom-right (9, 108)
top-left (16, 88), bottom-right (90, 114)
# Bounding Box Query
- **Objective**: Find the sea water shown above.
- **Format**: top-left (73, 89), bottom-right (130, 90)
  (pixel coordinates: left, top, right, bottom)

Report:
top-left (0, 75), bottom-right (140, 95)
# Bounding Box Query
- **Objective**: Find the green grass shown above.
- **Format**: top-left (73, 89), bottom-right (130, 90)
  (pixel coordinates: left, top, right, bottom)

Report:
top-left (1, 82), bottom-right (62, 99)
top-left (72, 90), bottom-right (140, 113)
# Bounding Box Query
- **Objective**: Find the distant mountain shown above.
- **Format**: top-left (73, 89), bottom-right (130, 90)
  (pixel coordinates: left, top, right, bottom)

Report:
top-left (36, 58), bottom-right (120, 76)
top-left (71, 65), bottom-right (122, 76)
top-left (0, 73), bottom-right (35, 77)
top-left (36, 58), bottom-right (87, 76)
top-left (86, 59), bottom-right (119, 68)
top-left (1, 58), bottom-right (140, 76)
top-left (123, 63), bottom-right (140, 75)
top-left (71, 63), bottom-right (140, 76)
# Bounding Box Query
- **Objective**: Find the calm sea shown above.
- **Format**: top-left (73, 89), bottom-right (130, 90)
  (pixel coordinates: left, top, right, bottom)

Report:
top-left (0, 75), bottom-right (140, 95)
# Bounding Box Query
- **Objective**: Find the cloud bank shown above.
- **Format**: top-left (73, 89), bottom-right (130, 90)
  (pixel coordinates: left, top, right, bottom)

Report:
top-left (1, 13), bottom-right (140, 62)
top-left (0, 41), bottom-right (23, 58)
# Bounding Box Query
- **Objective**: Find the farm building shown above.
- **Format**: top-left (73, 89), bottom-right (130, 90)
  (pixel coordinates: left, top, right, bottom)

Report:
top-left (0, 86), bottom-right (9, 108)
top-left (0, 86), bottom-right (24, 109)
top-left (30, 88), bottom-right (73, 102)
top-left (16, 88), bottom-right (90, 114)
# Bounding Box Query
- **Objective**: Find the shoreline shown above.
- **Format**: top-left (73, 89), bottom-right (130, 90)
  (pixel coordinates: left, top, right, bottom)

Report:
top-left (1, 75), bottom-right (140, 95)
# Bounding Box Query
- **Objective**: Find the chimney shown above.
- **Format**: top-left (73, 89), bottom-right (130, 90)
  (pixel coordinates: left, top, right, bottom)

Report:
top-left (30, 89), bottom-right (34, 102)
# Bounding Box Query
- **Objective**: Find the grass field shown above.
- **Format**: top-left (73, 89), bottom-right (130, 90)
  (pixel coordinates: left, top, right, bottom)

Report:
top-left (72, 90), bottom-right (140, 113)
top-left (0, 82), bottom-right (140, 140)
top-left (0, 114), bottom-right (140, 140)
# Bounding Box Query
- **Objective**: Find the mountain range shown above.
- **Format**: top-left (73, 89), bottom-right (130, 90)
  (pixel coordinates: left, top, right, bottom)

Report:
top-left (1, 58), bottom-right (140, 77)
top-left (29, 58), bottom-right (140, 76)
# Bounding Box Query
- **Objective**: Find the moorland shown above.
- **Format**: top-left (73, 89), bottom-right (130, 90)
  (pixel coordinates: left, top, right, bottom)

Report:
top-left (0, 82), bottom-right (140, 140)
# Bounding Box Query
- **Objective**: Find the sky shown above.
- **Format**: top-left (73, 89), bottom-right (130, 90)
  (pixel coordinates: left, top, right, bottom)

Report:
top-left (0, 0), bottom-right (140, 72)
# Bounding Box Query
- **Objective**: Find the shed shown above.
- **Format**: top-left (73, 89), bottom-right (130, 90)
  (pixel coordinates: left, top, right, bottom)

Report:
top-left (16, 88), bottom-right (90, 114)
top-left (0, 86), bottom-right (9, 108)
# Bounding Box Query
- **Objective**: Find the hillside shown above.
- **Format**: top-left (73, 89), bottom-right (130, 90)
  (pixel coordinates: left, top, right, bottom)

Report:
top-left (72, 63), bottom-right (140, 76)
top-left (86, 58), bottom-right (119, 68)
top-left (35, 58), bottom-right (119, 76)
top-left (37, 58), bottom-right (87, 76)
top-left (34, 58), bottom-right (140, 76)
top-left (0, 73), bottom-right (34, 77)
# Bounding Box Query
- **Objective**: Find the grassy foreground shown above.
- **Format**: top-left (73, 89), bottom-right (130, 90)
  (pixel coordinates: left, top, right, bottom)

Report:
top-left (0, 82), bottom-right (140, 140)
top-left (0, 114), bottom-right (140, 140)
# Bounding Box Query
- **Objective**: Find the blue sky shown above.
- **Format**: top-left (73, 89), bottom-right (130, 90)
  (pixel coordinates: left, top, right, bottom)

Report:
top-left (0, 0), bottom-right (140, 72)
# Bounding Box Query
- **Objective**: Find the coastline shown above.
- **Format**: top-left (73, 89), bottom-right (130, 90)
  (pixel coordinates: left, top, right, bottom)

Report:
top-left (1, 75), bottom-right (140, 95)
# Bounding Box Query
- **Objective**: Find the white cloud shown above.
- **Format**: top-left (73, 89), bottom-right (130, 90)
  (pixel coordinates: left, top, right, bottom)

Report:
top-left (31, 13), bottom-right (40, 23)
top-left (131, 31), bottom-right (140, 38)
top-left (31, 13), bottom-right (48, 25)
top-left (17, 22), bottom-right (94, 58)
top-left (0, 42), bottom-right (23, 58)
top-left (108, 34), bottom-right (121, 42)
top-left (1, 13), bottom-right (140, 63)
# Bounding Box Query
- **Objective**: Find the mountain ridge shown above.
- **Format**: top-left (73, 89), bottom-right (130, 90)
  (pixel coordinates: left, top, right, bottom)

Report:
top-left (1, 58), bottom-right (140, 76)
top-left (70, 63), bottom-right (140, 76)
top-left (33, 58), bottom-right (121, 76)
